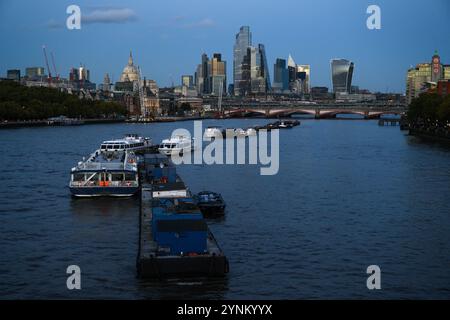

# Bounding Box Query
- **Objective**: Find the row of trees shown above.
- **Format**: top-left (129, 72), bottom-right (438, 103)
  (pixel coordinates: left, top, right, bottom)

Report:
top-left (0, 81), bottom-right (127, 121)
top-left (408, 92), bottom-right (450, 122)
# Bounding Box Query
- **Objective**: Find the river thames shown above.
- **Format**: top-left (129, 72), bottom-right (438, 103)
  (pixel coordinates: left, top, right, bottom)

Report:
top-left (1, 119), bottom-right (450, 299)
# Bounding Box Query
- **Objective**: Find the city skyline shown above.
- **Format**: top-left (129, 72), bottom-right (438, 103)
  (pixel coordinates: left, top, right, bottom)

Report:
top-left (1, 0), bottom-right (449, 92)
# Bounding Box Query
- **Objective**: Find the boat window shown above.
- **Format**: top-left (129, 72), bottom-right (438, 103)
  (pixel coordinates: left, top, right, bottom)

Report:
top-left (111, 173), bottom-right (124, 181)
top-left (113, 145), bottom-right (119, 149)
top-left (125, 173), bottom-right (136, 181)
top-left (73, 173), bottom-right (85, 181)
top-left (101, 145), bottom-right (106, 149)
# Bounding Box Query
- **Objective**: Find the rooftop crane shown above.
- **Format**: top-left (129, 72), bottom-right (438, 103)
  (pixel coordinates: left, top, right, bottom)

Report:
top-left (42, 45), bottom-right (52, 86)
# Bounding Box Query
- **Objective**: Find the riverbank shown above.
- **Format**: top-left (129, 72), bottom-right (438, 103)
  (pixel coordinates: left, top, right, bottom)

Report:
top-left (0, 118), bottom-right (126, 129)
top-left (409, 128), bottom-right (450, 144)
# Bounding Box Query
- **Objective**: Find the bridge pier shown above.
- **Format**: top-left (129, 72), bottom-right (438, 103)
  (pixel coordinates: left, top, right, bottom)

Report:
top-left (315, 109), bottom-right (321, 119)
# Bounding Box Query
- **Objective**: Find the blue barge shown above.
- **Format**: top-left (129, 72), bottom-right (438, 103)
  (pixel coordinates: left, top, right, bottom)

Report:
top-left (136, 153), bottom-right (229, 278)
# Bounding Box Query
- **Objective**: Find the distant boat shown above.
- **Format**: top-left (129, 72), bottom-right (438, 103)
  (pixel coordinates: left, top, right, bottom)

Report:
top-left (47, 115), bottom-right (84, 126)
top-left (158, 134), bottom-right (194, 156)
top-left (100, 134), bottom-right (152, 153)
top-left (204, 126), bottom-right (223, 139)
top-left (245, 127), bottom-right (257, 136)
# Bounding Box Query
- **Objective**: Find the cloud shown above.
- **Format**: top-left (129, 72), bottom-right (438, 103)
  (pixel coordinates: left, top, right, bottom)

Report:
top-left (46, 19), bottom-right (64, 29)
top-left (173, 15), bottom-right (185, 22)
top-left (82, 8), bottom-right (138, 24)
top-left (45, 7), bottom-right (137, 29)
top-left (183, 18), bottom-right (215, 28)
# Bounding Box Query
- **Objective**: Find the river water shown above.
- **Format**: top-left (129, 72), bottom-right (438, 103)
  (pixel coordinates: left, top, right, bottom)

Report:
top-left (1, 119), bottom-right (450, 299)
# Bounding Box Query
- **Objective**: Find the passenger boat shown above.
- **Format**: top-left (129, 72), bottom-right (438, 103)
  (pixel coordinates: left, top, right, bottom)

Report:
top-left (193, 191), bottom-right (226, 217)
top-left (278, 121), bottom-right (294, 129)
top-left (158, 135), bottom-right (194, 156)
top-left (234, 128), bottom-right (247, 137)
top-left (100, 134), bottom-right (152, 153)
top-left (245, 127), bottom-right (257, 136)
top-left (204, 126), bottom-right (223, 139)
top-left (69, 149), bottom-right (139, 197)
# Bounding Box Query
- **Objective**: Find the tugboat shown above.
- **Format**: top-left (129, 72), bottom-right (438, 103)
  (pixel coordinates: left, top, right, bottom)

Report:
top-left (193, 191), bottom-right (226, 217)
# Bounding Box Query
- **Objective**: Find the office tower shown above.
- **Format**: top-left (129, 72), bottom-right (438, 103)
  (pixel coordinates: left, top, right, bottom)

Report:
top-left (209, 53), bottom-right (227, 96)
top-left (258, 44), bottom-right (271, 92)
top-left (195, 53), bottom-right (210, 95)
top-left (331, 59), bottom-right (354, 93)
top-left (7, 69), bottom-right (20, 81)
top-left (181, 75), bottom-right (194, 88)
top-left (297, 65), bottom-right (311, 94)
top-left (233, 26), bottom-right (252, 96)
top-left (287, 54), bottom-right (297, 84)
top-left (25, 67), bottom-right (45, 79)
top-left (273, 58), bottom-right (289, 92)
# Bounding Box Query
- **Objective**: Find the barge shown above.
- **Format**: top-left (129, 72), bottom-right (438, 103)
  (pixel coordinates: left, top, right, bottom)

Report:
top-left (137, 153), bottom-right (229, 278)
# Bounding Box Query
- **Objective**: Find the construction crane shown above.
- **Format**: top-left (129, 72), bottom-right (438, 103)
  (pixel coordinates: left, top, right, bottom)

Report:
top-left (218, 78), bottom-right (223, 115)
top-left (42, 45), bottom-right (52, 86)
top-left (50, 52), bottom-right (59, 80)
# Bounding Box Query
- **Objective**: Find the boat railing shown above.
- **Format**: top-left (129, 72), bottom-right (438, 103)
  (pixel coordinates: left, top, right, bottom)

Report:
top-left (70, 180), bottom-right (139, 187)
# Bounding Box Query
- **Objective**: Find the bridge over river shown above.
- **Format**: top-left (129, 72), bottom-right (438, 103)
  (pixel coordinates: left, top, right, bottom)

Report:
top-left (222, 107), bottom-right (406, 119)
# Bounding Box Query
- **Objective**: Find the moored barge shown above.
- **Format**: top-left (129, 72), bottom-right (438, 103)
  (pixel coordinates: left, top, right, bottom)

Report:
top-left (137, 153), bottom-right (229, 278)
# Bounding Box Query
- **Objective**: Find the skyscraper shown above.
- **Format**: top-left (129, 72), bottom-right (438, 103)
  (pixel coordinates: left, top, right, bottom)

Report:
top-left (233, 26), bottom-right (252, 96)
top-left (195, 53), bottom-right (210, 95)
top-left (273, 58), bottom-right (289, 92)
top-left (7, 69), bottom-right (21, 81)
top-left (297, 65), bottom-right (311, 94)
top-left (25, 67), bottom-right (45, 79)
top-left (330, 59), bottom-right (354, 93)
top-left (194, 52), bottom-right (226, 96)
top-left (287, 54), bottom-right (297, 84)
top-left (181, 75), bottom-right (194, 88)
top-left (209, 53), bottom-right (227, 96)
top-left (247, 44), bottom-right (271, 94)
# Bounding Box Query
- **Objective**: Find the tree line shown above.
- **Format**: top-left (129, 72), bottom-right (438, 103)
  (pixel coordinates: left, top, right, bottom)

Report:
top-left (408, 92), bottom-right (450, 122)
top-left (0, 81), bottom-right (126, 121)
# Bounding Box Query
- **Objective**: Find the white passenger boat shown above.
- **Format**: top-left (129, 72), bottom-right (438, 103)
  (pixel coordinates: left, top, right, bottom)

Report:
top-left (245, 127), bottom-right (257, 136)
top-left (100, 134), bottom-right (152, 152)
top-left (158, 135), bottom-right (194, 156)
top-left (69, 149), bottom-right (139, 197)
top-left (204, 126), bottom-right (223, 139)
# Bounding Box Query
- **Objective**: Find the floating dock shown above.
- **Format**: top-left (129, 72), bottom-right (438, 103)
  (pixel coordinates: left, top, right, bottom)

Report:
top-left (136, 153), bottom-right (229, 278)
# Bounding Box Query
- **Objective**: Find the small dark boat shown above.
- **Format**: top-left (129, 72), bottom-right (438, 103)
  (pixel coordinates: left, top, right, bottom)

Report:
top-left (194, 191), bottom-right (226, 217)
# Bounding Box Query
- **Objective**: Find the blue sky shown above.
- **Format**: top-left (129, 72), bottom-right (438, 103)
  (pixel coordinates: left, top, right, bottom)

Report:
top-left (0, 0), bottom-right (449, 92)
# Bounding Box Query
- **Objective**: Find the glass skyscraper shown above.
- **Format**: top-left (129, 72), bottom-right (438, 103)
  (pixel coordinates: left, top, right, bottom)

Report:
top-left (233, 26), bottom-right (252, 96)
top-left (273, 58), bottom-right (289, 92)
top-left (331, 59), bottom-right (354, 93)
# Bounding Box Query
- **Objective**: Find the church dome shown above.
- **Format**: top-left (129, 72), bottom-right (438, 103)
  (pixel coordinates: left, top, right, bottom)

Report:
top-left (120, 51), bottom-right (139, 82)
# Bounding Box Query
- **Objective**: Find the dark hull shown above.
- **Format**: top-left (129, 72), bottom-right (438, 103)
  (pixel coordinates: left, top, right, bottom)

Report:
top-left (70, 186), bottom-right (139, 197)
top-left (137, 255), bottom-right (229, 278)
top-left (198, 205), bottom-right (226, 217)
